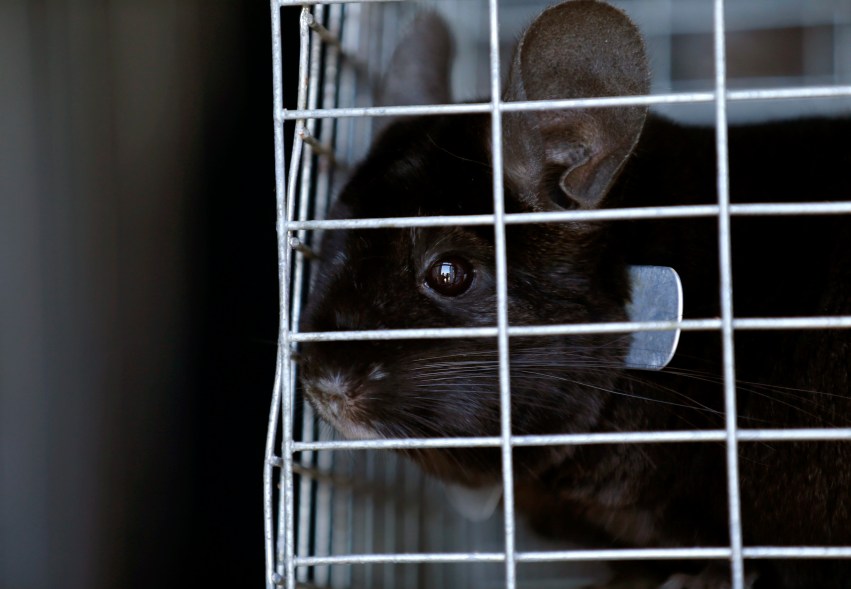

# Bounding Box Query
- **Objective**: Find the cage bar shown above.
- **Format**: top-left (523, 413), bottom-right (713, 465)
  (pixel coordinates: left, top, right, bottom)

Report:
top-left (280, 84), bottom-right (851, 120)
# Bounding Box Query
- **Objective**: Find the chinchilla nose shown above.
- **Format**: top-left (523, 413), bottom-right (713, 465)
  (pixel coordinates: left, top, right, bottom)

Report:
top-left (300, 345), bottom-right (370, 400)
top-left (307, 370), bottom-right (356, 401)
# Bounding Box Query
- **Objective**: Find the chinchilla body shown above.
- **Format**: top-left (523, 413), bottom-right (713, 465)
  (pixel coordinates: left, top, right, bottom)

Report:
top-left (299, 2), bottom-right (851, 587)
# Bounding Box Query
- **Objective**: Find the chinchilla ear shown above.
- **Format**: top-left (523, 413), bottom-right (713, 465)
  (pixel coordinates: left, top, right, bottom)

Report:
top-left (502, 0), bottom-right (650, 211)
top-left (377, 12), bottom-right (453, 108)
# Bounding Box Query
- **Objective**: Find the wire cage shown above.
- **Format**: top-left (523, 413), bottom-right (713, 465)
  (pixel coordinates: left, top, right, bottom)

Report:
top-left (265, 1), bottom-right (851, 588)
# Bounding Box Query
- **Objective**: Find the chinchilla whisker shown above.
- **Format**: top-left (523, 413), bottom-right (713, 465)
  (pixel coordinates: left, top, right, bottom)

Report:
top-left (671, 365), bottom-right (846, 401)
top-left (514, 369), bottom-right (725, 414)
top-left (647, 367), bottom-right (841, 424)
top-left (418, 357), bottom-right (620, 370)
top-left (737, 387), bottom-right (837, 427)
top-left (616, 373), bottom-right (724, 416)
top-left (412, 341), bottom-right (627, 366)
top-left (416, 364), bottom-right (499, 373)
top-left (414, 372), bottom-right (497, 381)
top-left (740, 380), bottom-right (845, 398)
top-left (413, 364), bottom-right (618, 384)
top-left (414, 350), bottom-right (501, 363)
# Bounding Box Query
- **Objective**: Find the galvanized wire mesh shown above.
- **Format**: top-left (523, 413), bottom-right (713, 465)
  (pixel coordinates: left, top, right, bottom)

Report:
top-left (265, 2), bottom-right (851, 589)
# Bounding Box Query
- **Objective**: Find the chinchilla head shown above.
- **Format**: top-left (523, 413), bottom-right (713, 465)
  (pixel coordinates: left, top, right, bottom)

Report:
top-left (299, 0), bottom-right (650, 486)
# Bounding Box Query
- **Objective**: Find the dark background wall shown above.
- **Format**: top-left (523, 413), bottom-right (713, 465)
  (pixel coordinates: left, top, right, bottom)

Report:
top-left (1, 2), bottom-right (299, 587)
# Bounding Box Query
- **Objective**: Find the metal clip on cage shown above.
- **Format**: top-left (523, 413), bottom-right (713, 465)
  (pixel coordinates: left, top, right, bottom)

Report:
top-left (266, 2), bottom-right (851, 589)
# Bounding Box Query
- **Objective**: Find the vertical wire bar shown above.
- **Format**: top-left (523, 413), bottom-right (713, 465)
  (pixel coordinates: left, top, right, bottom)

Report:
top-left (266, 365), bottom-right (285, 587)
top-left (449, 478), bottom-right (464, 586)
top-left (371, 5), bottom-right (399, 587)
top-left (362, 1), bottom-right (383, 149)
top-left (325, 15), bottom-right (352, 586)
top-left (265, 2), bottom-right (286, 587)
top-left (331, 454), bottom-right (352, 589)
top-left (343, 456), bottom-right (357, 589)
top-left (294, 418), bottom-right (314, 586)
top-left (295, 7), bottom-right (333, 586)
top-left (394, 454), bottom-right (408, 588)
top-left (292, 3), bottom-right (325, 345)
top-left (293, 5), bottom-right (326, 585)
top-left (312, 4), bottom-right (344, 230)
top-left (338, 6), bottom-right (373, 587)
top-left (417, 472), bottom-right (438, 589)
top-left (346, 2), bottom-right (369, 158)
top-left (712, 1), bottom-right (746, 587)
top-left (486, 1), bottom-right (517, 588)
top-left (274, 7), bottom-right (313, 589)
top-left (384, 452), bottom-right (398, 589)
top-left (314, 430), bottom-right (334, 585)
top-left (363, 451), bottom-right (376, 589)
top-left (402, 461), bottom-right (418, 588)
top-left (332, 3), bottom-right (356, 184)
top-left (287, 9), bottom-right (312, 221)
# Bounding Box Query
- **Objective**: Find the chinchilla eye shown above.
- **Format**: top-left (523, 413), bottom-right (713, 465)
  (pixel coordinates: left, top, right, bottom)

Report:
top-left (425, 256), bottom-right (474, 296)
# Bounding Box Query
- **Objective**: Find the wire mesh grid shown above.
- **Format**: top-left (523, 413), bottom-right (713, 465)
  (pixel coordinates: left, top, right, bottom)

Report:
top-left (265, 1), bottom-right (851, 588)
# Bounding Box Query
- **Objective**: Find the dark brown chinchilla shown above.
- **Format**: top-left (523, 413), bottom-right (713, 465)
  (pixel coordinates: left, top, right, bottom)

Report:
top-left (298, 1), bottom-right (851, 587)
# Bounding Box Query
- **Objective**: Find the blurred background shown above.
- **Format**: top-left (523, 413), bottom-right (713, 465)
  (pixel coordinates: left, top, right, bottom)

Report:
top-left (1, 2), bottom-right (301, 587)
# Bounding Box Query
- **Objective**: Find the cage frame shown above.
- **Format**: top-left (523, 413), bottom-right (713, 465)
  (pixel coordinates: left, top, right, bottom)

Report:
top-left (264, 2), bottom-right (851, 589)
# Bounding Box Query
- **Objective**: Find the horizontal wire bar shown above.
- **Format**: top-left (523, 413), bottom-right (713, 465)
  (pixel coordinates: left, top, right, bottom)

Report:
top-left (508, 319), bottom-right (716, 337)
top-left (503, 86), bottom-right (851, 112)
top-left (736, 428), bottom-right (851, 442)
top-left (293, 436), bottom-right (501, 452)
top-left (730, 202), bottom-right (851, 216)
top-left (521, 546), bottom-right (851, 562)
top-left (295, 552), bottom-right (505, 566)
top-left (278, 0), bottom-right (403, 5)
top-left (734, 317), bottom-right (851, 330)
top-left (287, 205), bottom-right (718, 230)
top-left (291, 546), bottom-right (851, 567)
top-left (290, 428), bottom-right (851, 453)
top-left (744, 547), bottom-right (851, 559)
top-left (291, 213), bottom-right (493, 231)
top-left (290, 316), bottom-right (851, 343)
top-left (285, 201), bottom-right (851, 231)
top-left (280, 85), bottom-right (851, 120)
top-left (285, 102), bottom-right (490, 120)
top-left (293, 325), bottom-right (498, 342)
top-left (516, 548), bottom-right (732, 562)
top-left (515, 431), bottom-right (727, 446)
top-left (731, 86), bottom-right (851, 101)
top-left (290, 319), bottom-right (708, 342)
